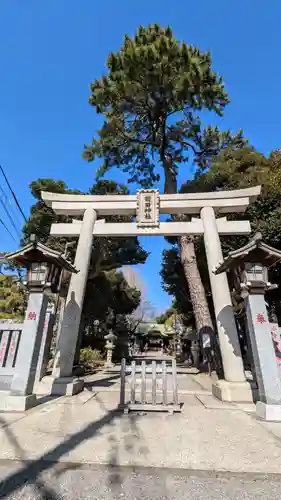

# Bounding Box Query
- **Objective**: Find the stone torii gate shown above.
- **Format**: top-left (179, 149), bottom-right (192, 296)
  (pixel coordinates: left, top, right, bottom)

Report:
top-left (41, 186), bottom-right (260, 402)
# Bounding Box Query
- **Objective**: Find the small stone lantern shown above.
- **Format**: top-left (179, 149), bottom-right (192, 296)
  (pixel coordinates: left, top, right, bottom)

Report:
top-left (104, 330), bottom-right (117, 368)
top-left (214, 233), bottom-right (281, 421)
top-left (2, 238), bottom-right (77, 411)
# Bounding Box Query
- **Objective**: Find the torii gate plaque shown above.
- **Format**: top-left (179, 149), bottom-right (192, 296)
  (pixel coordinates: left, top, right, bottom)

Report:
top-left (136, 189), bottom-right (160, 229)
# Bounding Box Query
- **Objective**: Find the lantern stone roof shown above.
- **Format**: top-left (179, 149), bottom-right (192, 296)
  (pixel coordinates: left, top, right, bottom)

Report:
top-left (5, 241), bottom-right (77, 274)
top-left (213, 233), bottom-right (281, 275)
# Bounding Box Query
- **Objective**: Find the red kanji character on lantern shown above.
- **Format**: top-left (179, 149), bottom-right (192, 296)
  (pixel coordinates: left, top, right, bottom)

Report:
top-left (256, 313), bottom-right (266, 324)
top-left (27, 312), bottom-right (37, 320)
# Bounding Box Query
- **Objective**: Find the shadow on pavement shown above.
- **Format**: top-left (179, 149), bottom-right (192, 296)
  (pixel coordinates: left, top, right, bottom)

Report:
top-left (84, 372), bottom-right (121, 390)
top-left (0, 408), bottom-right (119, 498)
top-left (0, 393), bottom-right (149, 499)
top-left (51, 394), bottom-right (149, 494)
top-left (93, 395), bottom-right (148, 491)
top-left (0, 415), bottom-right (62, 499)
top-left (35, 394), bottom-right (62, 407)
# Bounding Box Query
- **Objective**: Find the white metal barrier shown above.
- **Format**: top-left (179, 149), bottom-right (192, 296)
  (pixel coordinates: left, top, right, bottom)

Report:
top-left (120, 358), bottom-right (181, 414)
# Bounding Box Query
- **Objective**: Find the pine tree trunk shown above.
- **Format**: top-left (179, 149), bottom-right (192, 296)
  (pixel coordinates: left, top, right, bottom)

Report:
top-left (163, 155), bottom-right (214, 335)
top-left (178, 235), bottom-right (213, 333)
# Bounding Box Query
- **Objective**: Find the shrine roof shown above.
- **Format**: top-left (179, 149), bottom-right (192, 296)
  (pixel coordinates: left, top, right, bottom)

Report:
top-left (135, 322), bottom-right (175, 337)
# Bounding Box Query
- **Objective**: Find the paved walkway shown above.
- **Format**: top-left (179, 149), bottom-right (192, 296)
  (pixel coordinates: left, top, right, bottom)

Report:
top-left (0, 368), bottom-right (281, 476)
top-left (2, 368), bottom-right (281, 498)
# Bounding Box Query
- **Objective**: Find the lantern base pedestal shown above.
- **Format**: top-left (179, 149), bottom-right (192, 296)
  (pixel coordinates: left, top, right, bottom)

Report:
top-left (0, 392), bottom-right (37, 412)
top-left (212, 380), bottom-right (254, 403)
top-left (35, 376), bottom-right (84, 396)
top-left (256, 401), bottom-right (281, 421)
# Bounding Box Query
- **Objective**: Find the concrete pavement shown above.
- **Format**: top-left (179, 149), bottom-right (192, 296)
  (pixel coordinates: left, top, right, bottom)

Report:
top-left (0, 370), bottom-right (281, 472)
top-left (1, 368), bottom-right (281, 498)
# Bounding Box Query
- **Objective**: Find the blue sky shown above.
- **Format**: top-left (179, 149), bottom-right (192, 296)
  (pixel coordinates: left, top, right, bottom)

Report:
top-left (0, 1), bottom-right (280, 313)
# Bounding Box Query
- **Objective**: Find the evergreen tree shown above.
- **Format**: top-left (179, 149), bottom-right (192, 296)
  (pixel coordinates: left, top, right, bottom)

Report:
top-left (0, 275), bottom-right (26, 320)
top-left (83, 269), bottom-right (141, 329)
top-left (162, 147), bottom-right (281, 324)
top-left (83, 23), bottom-right (246, 335)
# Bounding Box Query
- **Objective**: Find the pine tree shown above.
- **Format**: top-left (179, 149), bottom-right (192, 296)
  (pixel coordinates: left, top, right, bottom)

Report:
top-left (83, 24), bottom-right (246, 335)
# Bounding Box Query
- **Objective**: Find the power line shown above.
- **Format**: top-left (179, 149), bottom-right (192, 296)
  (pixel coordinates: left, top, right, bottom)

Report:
top-left (0, 184), bottom-right (23, 228)
top-left (0, 165), bottom-right (27, 222)
top-left (0, 195), bottom-right (21, 240)
top-left (0, 217), bottom-right (17, 244)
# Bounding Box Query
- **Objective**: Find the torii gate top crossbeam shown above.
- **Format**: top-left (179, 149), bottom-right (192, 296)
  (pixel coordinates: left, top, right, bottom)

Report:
top-left (42, 186), bottom-right (261, 216)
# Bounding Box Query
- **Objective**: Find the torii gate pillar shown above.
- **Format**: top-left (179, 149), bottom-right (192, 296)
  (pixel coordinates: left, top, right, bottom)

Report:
top-left (40, 208), bottom-right (96, 396)
top-left (201, 206), bottom-right (253, 403)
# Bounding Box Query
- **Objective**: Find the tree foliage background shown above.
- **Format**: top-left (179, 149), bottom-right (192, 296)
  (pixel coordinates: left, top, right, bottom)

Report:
top-left (0, 275), bottom-right (26, 321)
top-left (161, 147), bottom-right (281, 324)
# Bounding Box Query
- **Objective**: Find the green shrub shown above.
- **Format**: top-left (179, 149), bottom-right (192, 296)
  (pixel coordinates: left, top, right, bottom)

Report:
top-left (80, 347), bottom-right (104, 367)
top-left (0, 312), bottom-right (23, 321)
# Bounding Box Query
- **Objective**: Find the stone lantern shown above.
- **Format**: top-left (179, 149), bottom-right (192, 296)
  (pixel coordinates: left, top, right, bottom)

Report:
top-left (214, 233), bottom-right (281, 421)
top-left (2, 238), bottom-right (76, 410)
top-left (104, 330), bottom-right (117, 368)
top-left (7, 236), bottom-right (76, 294)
